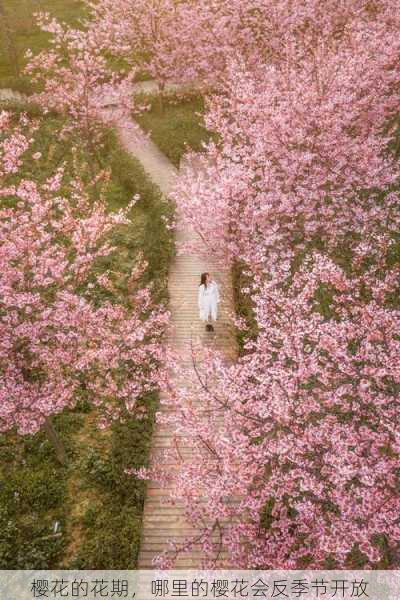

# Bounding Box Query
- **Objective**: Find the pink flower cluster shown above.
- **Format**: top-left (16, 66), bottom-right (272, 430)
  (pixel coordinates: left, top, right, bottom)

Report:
top-left (155, 0), bottom-right (400, 568)
top-left (25, 0), bottom-right (400, 568)
top-left (0, 113), bottom-right (168, 435)
top-left (25, 13), bottom-right (135, 143)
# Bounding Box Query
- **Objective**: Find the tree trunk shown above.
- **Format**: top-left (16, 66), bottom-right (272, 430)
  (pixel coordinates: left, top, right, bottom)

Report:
top-left (43, 416), bottom-right (67, 466)
top-left (158, 80), bottom-right (166, 112)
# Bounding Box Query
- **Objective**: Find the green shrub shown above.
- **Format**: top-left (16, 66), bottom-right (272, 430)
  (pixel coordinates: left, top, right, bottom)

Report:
top-left (0, 424), bottom-right (68, 568)
top-left (232, 261), bottom-right (258, 354)
top-left (69, 393), bottom-right (157, 568)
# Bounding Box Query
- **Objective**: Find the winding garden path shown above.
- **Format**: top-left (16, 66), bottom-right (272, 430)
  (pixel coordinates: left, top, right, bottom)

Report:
top-left (111, 111), bottom-right (237, 567)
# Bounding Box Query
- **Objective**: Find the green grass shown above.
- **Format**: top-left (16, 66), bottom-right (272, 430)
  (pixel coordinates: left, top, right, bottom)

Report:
top-left (0, 412), bottom-right (78, 568)
top-left (0, 0), bottom-right (86, 91)
top-left (100, 127), bottom-right (174, 303)
top-left (0, 0), bottom-right (154, 93)
top-left (69, 393), bottom-right (157, 569)
top-left (136, 92), bottom-right (212, 167)
top-left (0, 102), bottom-right (174, 568)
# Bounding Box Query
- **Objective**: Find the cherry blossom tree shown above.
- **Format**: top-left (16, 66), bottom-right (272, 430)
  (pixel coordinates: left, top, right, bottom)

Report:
top-left (151, 246), bottom-right (399, 568)
top-left (174, 0), bottom-right (400, 265)
top-left (25, 13), bottom-right (135, 156)
top-left (25, 0), bottom-right (400, 565)
top-left (140, 0), bottom-right (400, 568)
top-left (27, 0), bottom-right (245, 98)
top-left (86, 0), bottom-right (182, 92)
top-left (82, 0), bottom-right (261, 90)
top-left (0, 111), bottom-right (168, 464)
top-left (82, 0), bottom-right (400, 93)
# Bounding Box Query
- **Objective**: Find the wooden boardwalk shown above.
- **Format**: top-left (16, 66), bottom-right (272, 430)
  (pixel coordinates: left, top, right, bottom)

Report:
top-left (113, 117), bottom-right (237, 568)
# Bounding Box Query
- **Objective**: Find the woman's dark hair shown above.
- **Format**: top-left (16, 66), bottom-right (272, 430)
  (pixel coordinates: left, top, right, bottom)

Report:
top-left (200, 272), bottom-right (209, 288)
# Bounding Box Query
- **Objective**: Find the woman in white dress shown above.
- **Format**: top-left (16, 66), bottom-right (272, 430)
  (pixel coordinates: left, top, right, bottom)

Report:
top-left (198, 272), bottom-right (220, 332)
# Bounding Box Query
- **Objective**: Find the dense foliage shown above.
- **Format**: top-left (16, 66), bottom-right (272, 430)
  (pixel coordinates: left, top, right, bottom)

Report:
top-left (3, 0), bottom-right (400, 570)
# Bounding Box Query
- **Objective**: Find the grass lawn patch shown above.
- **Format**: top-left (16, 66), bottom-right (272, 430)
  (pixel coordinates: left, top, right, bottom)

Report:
top-left (0, 0), bottom-right (86, 91)
top-left (0, 0), bottom-right (155, 93)
top-left (136, 92), bottom-right (212, 167)
top-left (67, 392), bottom-right (157, 568)
top-left (0, 411), bottom-right (79, 568)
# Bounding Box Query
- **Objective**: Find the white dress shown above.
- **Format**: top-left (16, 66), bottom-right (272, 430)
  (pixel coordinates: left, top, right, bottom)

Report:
top-left (198, 281), bottom-right (220, 322)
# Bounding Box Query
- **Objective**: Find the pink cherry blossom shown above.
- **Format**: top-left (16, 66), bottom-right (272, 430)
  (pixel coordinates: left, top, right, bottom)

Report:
top-left (0, 113), bottom-right (168, 442)
top-left (145, 0), bottom-right (400, 568)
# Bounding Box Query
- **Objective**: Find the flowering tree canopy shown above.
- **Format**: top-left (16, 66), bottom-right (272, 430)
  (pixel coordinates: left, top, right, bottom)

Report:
top-left (25, 12), bottom-right (136, 146)
top-left (144, 0), bottom-right (400, 568)
top-left (152, 246), bottom-right (400, 567)
top-left (0, 111), bottom-right (168, 439)
top-left (21, 0), bottom-right (400, 566)
top-left (174, 0), bottom-right (400, 264)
